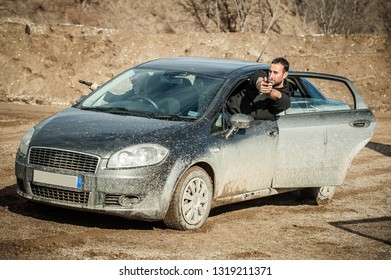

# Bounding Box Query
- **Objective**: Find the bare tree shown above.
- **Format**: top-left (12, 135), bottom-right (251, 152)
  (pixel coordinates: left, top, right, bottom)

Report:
top-left (180, 0), bottom-right (389, 35)
top-left (294, 0), bottom-right (384, 34)
top-left (80, 0), bottom-right (99, 9)
top-left (234, 0), bottom-right (257, 32)
top-left (180, 0), bottom-right (390, 34)
top-left (179, 0), bottom-right (233, 32)
top-left (180, 0), bottom-right (259, 32)
top-left (263, 0), bottom-right (291, 34)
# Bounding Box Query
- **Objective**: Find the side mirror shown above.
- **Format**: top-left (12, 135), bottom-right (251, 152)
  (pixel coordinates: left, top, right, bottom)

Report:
top-left (225, 113), bottom-right (254, 139)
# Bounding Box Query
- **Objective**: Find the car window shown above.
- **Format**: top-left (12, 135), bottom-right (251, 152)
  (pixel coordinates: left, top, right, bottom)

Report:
top-left (79, 69), bottom-right (225, 119)
top-left (287, 77), bottom-right (306, 98)
top-left (285, 77), bottom-right (353, 115)
top-left (212, 79), bottom-right (253, 134)
top-left (211, 111), bottom-right (225, 134)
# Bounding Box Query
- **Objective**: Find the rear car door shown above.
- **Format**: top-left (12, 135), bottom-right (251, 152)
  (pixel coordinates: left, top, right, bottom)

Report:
top-left (272, 72), bottom-right (376, 188)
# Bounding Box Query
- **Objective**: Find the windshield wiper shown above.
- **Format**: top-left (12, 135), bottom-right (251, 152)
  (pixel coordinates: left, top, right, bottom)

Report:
top-left (81, 107), bottom-right (197, 121)
top-left (154, 114), bottom-right (197, 121)
top-left (80, 106), bottom-right (110, 112)
top-left (81, 106), bottom-right (156, 118)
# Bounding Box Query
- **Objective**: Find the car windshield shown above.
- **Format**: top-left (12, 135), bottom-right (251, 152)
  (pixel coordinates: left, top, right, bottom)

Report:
top-left (78, 68), bottom-right (226, 120)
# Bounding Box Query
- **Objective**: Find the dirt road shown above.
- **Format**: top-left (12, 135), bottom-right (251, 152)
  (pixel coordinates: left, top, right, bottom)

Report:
top-left (0, 103), bottom-right (390, 260)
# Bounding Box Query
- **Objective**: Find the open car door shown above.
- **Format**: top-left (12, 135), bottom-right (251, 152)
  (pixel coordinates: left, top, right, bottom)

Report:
top-left (273, 72), bottom-right (376, 189)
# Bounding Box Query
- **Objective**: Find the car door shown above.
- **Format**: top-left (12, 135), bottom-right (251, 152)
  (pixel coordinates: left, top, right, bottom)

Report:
top-left (272, 112), bottom-right (327, 188)
top-left (272, 73), bottom-right (376, 189)
top-left (210, 117), bottom-right (279, 199)
top-left (318, 77), bottom-right (377, 185)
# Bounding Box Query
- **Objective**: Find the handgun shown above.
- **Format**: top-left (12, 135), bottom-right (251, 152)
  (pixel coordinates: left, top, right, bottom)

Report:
top-left (78, 80), bottom-right (93, 86)
top-left (267, 72), bottom-right (272, 83)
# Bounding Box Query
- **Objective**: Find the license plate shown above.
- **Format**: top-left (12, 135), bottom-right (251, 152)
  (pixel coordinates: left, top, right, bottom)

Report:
top-left (33, 170), bottom-right (82, 189)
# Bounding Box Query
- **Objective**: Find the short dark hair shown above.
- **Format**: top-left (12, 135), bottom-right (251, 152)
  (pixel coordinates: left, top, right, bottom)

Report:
top-left (271, 57), bottom-right (289, 72)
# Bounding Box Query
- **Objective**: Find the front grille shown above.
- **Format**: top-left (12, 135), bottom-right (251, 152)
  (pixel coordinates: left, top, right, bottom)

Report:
top-left (105, 194), bottom-right (121, 205)
top-left (31, 184), bottom-right (89, 204)
top-left (29, 147), bottom-right (99, 173)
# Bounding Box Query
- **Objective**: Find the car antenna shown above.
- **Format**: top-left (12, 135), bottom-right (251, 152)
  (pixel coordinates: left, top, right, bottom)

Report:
top-left (256, 38), bottom-right (270, 62)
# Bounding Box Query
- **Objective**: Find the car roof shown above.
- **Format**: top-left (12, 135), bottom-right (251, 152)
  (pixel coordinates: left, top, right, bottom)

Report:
top-left (135, 57), bottom-right (269, 77)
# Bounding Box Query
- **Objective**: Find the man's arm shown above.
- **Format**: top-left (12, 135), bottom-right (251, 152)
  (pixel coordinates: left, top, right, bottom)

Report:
top-left (89, 83), bottom-right (100, 91)
top-left (269, 92), bottom-right (291, 114)
top-left (251, 70), bottom-right (281, 100)
top-left (258, 77), bottom-right (292, 114)
top-left (249, 70), bottom-right (267, 88)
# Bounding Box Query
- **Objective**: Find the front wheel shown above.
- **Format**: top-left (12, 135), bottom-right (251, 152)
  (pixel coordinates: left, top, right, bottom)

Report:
top-left (300, 186), bottom-right (336, 205)
top-left (163, 166), bottom-right (213, 230)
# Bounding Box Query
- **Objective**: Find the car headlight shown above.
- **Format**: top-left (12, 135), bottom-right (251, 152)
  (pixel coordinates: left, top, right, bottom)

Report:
top-left (107, 144), bottom-right (169, 169)
top-left (19, 127), bottom-right (35, 156)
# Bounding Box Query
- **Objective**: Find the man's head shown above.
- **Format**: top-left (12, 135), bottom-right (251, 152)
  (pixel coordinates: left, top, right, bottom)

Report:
top-left (269, 57), bottom-right (289, 88)
top-left (130, 72), bottom-right (148, 93)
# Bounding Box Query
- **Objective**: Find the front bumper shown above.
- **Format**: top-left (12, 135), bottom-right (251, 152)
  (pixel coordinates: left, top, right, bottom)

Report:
top-left (15, 150), bottom-right (177, 221)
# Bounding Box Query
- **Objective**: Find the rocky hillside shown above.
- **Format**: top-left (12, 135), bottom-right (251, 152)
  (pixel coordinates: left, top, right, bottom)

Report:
top-left (0, 0), bottom-right (390, 112)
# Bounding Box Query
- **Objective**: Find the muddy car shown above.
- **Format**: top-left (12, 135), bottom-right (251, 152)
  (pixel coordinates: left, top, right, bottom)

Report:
top-left (15, 57), bottom-right (376, 230)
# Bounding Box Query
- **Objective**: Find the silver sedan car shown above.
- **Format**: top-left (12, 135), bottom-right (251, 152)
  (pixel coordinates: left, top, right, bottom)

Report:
top-left (15, 57), bottom-right (376, 230)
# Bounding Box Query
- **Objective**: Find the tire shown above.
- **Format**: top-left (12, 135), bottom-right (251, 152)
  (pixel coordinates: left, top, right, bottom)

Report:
top-left (163, 166), bottom-right (213, 230)
top-left (300, 186), bottom-right (336, 205)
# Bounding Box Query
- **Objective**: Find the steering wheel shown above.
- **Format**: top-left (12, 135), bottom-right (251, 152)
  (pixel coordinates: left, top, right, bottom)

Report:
top-left (127, 95), bottom-right (159, 112)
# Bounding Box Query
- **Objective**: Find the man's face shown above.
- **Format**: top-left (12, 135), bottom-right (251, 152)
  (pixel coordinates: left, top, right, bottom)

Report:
top-left (269, 63), bottom-right (288, 88)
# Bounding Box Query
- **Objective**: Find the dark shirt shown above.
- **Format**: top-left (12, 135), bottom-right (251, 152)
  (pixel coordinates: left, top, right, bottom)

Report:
top-left (227, 70), bottom-right (292, 120)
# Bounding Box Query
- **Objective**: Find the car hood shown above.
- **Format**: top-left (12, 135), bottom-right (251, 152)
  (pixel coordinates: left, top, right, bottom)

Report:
top-left (30, 107), bottom-right (192, 157)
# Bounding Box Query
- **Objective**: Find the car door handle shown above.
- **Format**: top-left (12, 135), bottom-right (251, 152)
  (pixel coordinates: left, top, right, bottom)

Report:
top-left (267, 129), bottom-right (278, 137)
top-left (349, 120), bottom-right (370, 128)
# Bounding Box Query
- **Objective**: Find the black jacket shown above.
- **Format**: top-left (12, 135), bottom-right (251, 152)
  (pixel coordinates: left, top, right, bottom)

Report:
top-left (227, 70), bottom-right (292, 120)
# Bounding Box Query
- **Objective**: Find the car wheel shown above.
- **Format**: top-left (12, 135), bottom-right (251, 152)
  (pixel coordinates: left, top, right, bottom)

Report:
top-left (300, 186), bottom-right (336, 205)
top-left (164, 166), bottom-right (213, 230)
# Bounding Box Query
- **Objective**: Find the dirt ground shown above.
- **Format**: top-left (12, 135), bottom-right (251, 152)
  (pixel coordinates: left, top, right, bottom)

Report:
top-left (0, 102), bottom-right (390, 260)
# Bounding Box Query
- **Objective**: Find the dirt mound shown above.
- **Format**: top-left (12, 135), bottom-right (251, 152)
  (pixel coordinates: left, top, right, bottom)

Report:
top-left (0, 21), bottom-right (390, 112)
